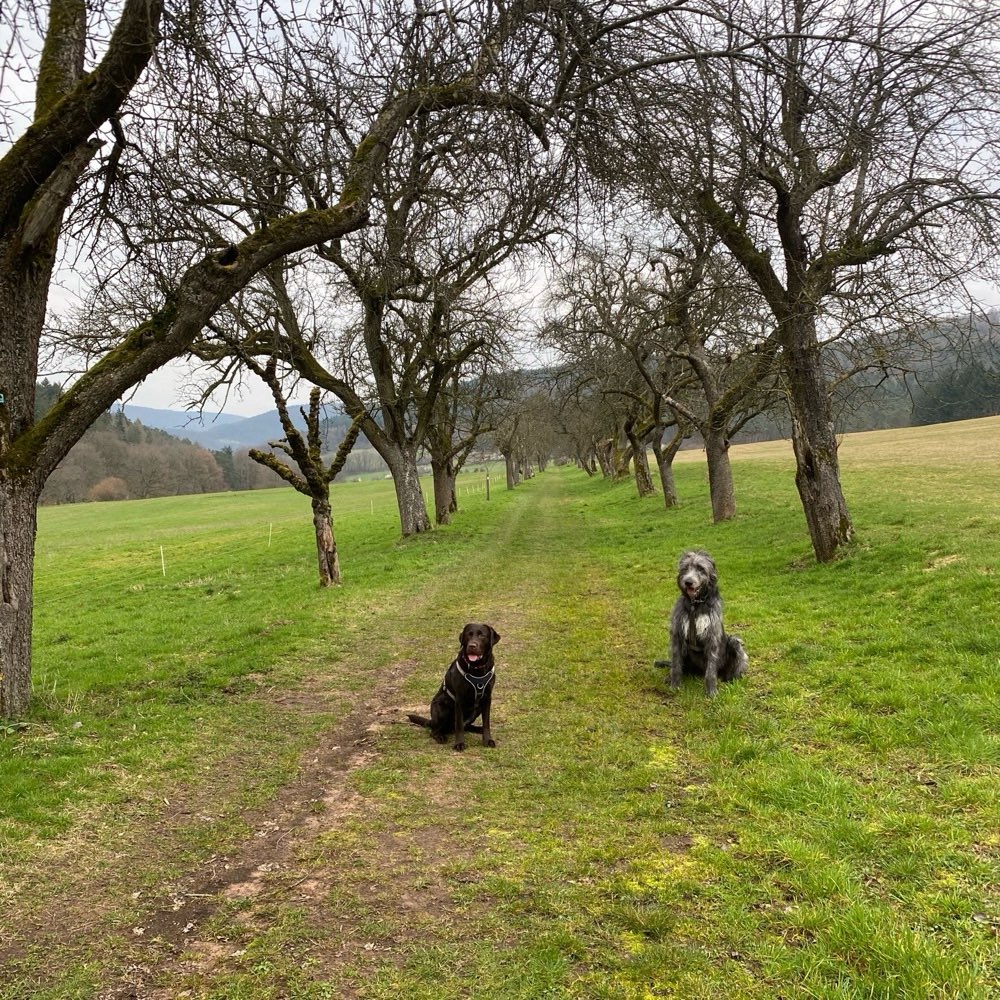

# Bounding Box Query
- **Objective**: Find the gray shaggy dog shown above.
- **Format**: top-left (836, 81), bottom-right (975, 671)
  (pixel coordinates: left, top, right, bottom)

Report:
top-left (654, 550), bottom-right (747, 696)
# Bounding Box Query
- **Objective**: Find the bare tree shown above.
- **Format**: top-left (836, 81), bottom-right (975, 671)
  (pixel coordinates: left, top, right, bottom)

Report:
top-left (1, 0), bottom-right (164, 718)
top-left (546, 244), bottom-right (665, 495)
top-left (486, 370), bottom-right (529, 489)
top-left (548, 209), bottom-right (785, 519)
top-left (418, 317), bottom-right (511, 526)
top-left (641, 235), bottom-right (781, 521)
top-left (305, 98), bottom-right (563, 534)
top-left (626, 0), bottom-right (1000, 559)
top-left (248, 378), bottom-right (361, 587)
top-left (548, 385), bottom-right (603, 475)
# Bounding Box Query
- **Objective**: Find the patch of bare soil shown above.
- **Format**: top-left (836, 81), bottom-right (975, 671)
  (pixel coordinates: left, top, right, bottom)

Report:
top-left (2, 656), bottom-right (459, 999)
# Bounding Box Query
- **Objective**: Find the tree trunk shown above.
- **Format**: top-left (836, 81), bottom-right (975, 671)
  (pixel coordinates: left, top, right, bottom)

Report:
top-left (1, 204), bottom-right (59, 718)
top-left (613, 440), bottom-right (633, 481)
top-left (625, 418), bottom-right (656, 498)
top-left (311, 496), bottom-right (341, 586)
top-left (0, 475), bottom-right (40, 718)
top-left (782, 323), bottom-right (853, 561)
top-left (594, 439), bottom-right (614, 478)
top-left (503, 451), bottom-right (519, 489)
top-left (651, 426), bottom-right (685, 509)
top-left (431, 458), bottom-right (458, 525)
top-left (385, 445), bottom-right (431, 535)
top-left (704, 427), bottom-right (736, 522)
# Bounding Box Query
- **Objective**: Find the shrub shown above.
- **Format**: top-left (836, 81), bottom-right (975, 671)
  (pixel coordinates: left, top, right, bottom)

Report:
top-left (87, 476), bottom-right (129, 502)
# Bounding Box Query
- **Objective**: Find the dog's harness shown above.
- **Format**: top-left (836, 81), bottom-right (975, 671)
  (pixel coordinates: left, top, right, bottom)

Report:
top-left (441, 657), bottom-right (495, 718)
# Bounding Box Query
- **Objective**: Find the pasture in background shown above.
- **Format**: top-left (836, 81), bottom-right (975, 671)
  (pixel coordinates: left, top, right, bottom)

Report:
top-left (2, 421), bottom-right (997, 999)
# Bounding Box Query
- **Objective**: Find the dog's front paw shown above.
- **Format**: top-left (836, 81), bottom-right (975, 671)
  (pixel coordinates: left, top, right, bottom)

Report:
top-left (485, 737), bottom-right (496, 748)
top-left (453, 740), bottom-right (466, 752)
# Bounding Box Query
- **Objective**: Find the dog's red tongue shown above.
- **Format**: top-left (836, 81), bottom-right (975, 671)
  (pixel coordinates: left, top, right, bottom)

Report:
top-left (466, 652), bottom-right (481, 663)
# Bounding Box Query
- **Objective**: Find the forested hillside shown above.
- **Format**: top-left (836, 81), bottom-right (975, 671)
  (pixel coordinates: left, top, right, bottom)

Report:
top-left (35, 382), bottom-right (385, 505)
top-left (733, 316), bottom-right (1000, 443)
top-left (36, 382), bottom-right (279, 504)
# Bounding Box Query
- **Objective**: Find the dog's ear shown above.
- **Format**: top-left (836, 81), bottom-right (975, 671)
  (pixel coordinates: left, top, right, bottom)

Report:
top-left (459, 625), bottom-right (471, 647)
top-left (490, 626), bottom-right (501, 646)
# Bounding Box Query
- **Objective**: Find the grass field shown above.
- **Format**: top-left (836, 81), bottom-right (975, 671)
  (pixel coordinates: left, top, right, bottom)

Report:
top-left (1, 420), bottom-right (998, 999)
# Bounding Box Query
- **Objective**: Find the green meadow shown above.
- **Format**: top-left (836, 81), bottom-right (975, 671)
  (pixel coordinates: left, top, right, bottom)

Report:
top-left (1, 419), bottom-right (998, 999)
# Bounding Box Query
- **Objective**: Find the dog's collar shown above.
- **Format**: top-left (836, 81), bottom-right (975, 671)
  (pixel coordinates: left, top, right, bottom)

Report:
top-left (684, 592), bottom-right (709, 606)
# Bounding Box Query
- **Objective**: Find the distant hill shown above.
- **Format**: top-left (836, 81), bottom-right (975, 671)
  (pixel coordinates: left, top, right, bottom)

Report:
top-left (113, 403), bottom-right (310, 451)
top-left (32, 382), bottom-right (387, 504)
top-left (112, 400), bottom-right (375, 455)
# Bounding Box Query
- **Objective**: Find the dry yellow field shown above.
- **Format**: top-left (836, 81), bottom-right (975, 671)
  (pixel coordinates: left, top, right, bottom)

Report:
top-left (674, 414), bottom-right (1000, 469)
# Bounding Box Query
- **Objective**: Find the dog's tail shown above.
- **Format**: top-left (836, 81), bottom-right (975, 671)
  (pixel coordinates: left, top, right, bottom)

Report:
top-left (406, 713), bottom-right (484, 734)
top-left (728, 636), bottom-right (749, 679)
top-left (653, 659), bottom-right (670, 669)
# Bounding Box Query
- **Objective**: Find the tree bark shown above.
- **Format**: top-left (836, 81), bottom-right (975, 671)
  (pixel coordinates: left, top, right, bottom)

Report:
top-left (503, 451), bottom-right (519, 489)
top-left (783, 328), bottom-right (853, 561)
top-left (312, 496), bottom-right (341, 586)
top-left (612, 440), bottom-right (633, 481)
top-left (384, 445), bottom-right (431, 535)
top-left (624, 417), bottom-right (656, 498)
top-left (594, 440), bottom-right (614, 478)
top-left (0, 0), bottom-right (96, 718)
top-left (0, 475), bottom-right (40, 718)
top-left (431, 458), bottom-right (458, 525)
top-left (704, 426), bottom-right (736, 522)
top-left (651, 425), bottom-right (685, 509)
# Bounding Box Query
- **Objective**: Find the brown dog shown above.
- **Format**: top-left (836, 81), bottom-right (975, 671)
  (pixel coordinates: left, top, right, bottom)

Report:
top-left (408, 623), bottom-right (500, 751)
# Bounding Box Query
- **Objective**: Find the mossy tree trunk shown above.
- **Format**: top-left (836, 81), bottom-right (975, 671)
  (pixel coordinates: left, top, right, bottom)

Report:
top-left (431, 457), bottom-right (459, 525)
top-left (624, 416), bottom-right (656, 498)
top-left (782, 319), bottom-right (853, 561)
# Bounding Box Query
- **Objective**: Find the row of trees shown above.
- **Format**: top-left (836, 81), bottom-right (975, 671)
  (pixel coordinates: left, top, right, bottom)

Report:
top-left (4, 1), bottom-right (1000, 716)
top-left (540, 0), bottom-right (1000, 555)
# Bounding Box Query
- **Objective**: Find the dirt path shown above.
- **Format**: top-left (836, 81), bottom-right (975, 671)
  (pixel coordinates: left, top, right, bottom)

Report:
top-left (2, 649), bottom-right (433, 1000)
top-left (105, 657), bottom-right (425, 1000)
top-left (6, 477), bottom-right (570, 999)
